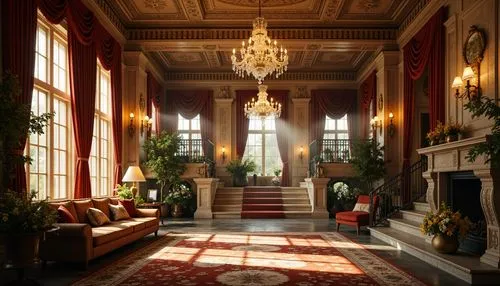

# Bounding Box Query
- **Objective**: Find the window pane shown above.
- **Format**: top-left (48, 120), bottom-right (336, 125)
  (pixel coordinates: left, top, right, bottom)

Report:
top-left (35, 26), bottom-right (48, 82)
top-left (264, 117), bottom-right (275, 130)
top-left (191, 115), bottom-right (200, 130)
top-left (337, 115), bottom-right (348, 130)
top-left (178, 114), bottom-right (190, 130)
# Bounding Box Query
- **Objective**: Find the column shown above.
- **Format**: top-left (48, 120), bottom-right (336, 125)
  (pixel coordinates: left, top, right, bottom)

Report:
top-left (194, 178), bottom-right (219, 219)
top-left (214, 95), bottom-right (233, 186)
top-left (291, 96), bottom-right (311, 186)
top-left (304, 177), bottom-right (331, 219)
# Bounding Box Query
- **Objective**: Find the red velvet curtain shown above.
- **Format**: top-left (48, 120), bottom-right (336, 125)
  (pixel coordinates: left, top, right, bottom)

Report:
top-left (309, 89), bottom-right (357, 144)
top-left (68, 29), bottom-right (97, 199)
top-left (235, 90), bottom-right (256, 158)
top-left (360, 71), bottom-right (377, 139)
top-left (272, 91), bottom-right (290, 186)
top-left (402, 7), bottom-right (445, 205)
top-left (1, 0), bottom-right (38, 194)
top-left (165, 90), bottom-right (213, 154)
top-left (147, 72), bottom-right (161, 135)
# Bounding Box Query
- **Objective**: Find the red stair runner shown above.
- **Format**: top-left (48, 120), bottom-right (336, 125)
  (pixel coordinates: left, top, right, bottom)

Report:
top-left (241, 187), bottom-right (285, 218)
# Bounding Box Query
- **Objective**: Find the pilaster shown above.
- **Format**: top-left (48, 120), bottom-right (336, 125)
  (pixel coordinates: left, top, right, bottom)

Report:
top-left (214, 97), bottom-right (233, 180)
top-left (292, 97), bottom-right (311, 186)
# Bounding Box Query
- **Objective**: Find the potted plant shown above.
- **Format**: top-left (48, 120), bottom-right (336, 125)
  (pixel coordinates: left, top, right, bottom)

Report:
top-left (327, 182), bottom-right (356, 216)
top-left (271, 168), bottom-right (281, 186)
top-left (143, 132), bottom-right (186, 215)
top-left (444, 122), bottom-right (464, 143)
top-left (323, 148), bottom-right (334, 162)
top-left (114, 183), bottom-right (145, 205)
top-left (0, 190), bottom-right (57, 267)
top-left (164, 183), bottom-right (193, 218)
top-left (226, 158), bottom-right (256, 187)
top-left (349, 140), bottom-right (386, 193)
top-left (421, 202), bottom-right (471, 254)
top-left (426, 130), bottom-right (439, 146)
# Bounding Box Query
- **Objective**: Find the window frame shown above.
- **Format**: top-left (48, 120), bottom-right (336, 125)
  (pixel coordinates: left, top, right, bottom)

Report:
top-left (177, 114), bottom-right (203, 157)
top-left (244, 117), bottom-right (282, 176)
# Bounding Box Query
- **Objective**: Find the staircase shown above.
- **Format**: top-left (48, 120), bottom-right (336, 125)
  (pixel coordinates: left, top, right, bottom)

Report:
top-left (212, 186), bottom-right (312, 219)
top-left (367, 159), bottom-right (500, 283)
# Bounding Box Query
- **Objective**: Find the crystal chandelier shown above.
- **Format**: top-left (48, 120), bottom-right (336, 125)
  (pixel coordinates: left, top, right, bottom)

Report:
top-left (231, 0), bottom-right (288, 84)
top-left (244, 85), bottom-right (281, 119)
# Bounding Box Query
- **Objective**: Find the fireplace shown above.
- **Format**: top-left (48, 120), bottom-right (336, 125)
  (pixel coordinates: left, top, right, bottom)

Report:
top-left (448, 171), bottom-right (486, 255)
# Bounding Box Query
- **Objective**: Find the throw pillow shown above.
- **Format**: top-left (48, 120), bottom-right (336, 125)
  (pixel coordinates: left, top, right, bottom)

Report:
top-left (57, 205), bottom-right (77, 223)
top-left (352, 203), bottom-right (370, 213)
top-left (109, 204), bottom-right (131, 221)
top-left (73, 200), bottom-right (93, 224)
top-left (49, 201), bottom-right (79, 223)
top-left (92, 198), bottom-right (111, 218)
top-left (86, 208), bottom-right (111, 227)
top-left (119, 199), bottom-right (136, 217)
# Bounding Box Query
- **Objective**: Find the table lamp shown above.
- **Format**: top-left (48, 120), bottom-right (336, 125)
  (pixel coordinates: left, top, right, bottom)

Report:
top-left (122, 166), bottom-right (146, 198)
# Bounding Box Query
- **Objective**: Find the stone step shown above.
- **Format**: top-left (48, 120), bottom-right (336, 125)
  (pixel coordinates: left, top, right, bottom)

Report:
top-left (213, 204), bottom-right (242, 212)
top-left (399, 210), bottom-right (427, 224)
top-left (369, 226), bottom-right (500, 284)
top-left (413, 201), bottom-right (431, 213)
top-left (299, 182), bottom-right (308, 188)
top-left (284, 211), bottom-right (312, 218)
top-left (387, 218), bottom-right (425, 238)
top-left (214, 198), bottom-right (243, 204)
top-left (283, 204), bottom-right (311, 211)
top-left (212, 211), bottom-right (241, 219)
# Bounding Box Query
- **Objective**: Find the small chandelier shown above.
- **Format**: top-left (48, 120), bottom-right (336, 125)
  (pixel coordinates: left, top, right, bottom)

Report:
top-left (231, 0), bottom-right (288, 84)
top-left (244, 85), bottom-right (281, 119)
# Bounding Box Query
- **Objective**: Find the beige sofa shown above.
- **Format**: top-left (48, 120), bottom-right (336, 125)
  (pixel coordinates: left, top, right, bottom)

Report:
top-left (39, 197), bottom-right (160, 267)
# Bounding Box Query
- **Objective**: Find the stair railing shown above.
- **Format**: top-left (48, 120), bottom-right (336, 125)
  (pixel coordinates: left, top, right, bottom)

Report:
top-left (369, 157), bottom-right (428, 227)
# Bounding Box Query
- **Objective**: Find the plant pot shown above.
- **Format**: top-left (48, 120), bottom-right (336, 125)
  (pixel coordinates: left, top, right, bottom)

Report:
top-left (2, 233), bottom-right (40, 267)
top-left (446, 134), bottom-right (458, 143)
top-left (171, 204), bottom-right (184, 218)
top-left (271, 176), bottom-right (281, 186)
top-left (431, 234), bottom-right (459, 254)
top-left (233, 175), bottom-right (248, 187)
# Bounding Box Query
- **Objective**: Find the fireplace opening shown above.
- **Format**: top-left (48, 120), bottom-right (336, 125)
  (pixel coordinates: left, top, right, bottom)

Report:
top-left (447, 171), bottom-right (486, 255)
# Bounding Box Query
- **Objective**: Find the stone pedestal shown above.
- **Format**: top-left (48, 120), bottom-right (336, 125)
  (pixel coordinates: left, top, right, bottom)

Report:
top-left (304, 178), bottom-right (331, 219)
top-left (417, 136), bottom-right (500, 268)
top-left (193, 178), bottom-right (219, 219)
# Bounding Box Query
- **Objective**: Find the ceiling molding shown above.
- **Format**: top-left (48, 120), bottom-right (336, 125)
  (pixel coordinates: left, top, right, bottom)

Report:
top-left (397, 0), bottom-right (434, 38)
top-left (86, 0), bottom-right (127, 42)
top-left (128, 27), bottom-right (397, 41)
top-left (165, 71), bottom-right (356, 82)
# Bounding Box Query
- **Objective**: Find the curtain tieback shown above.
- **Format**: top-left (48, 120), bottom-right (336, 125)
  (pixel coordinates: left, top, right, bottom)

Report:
top-left (77, 157), bottom-right (89, 162)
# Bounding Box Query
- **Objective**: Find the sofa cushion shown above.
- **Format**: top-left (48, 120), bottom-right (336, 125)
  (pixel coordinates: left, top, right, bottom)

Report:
top-left (49, 201), bottom-right (78, 223)
top-left (109, 197), bottom-right (119, 205)
top-left (131, 217), bottom-right (159, 228)
top-left (57, 205), bottom-right (77, 223)
top-left (91, 222), bottom-right (134, 246)
top-left (119, 199), bottom-right (136, 217)
top-left (113, 219), bottom-right (146, 232)
top-left (109, 204), bottom-right (131, 221)
top-left (92, 198), bottom-right (111, 218)
top-left (87, 208), bottom-right (111, 227)
top-left (336, 211), bottom-right (370, 224)
top-left (73, 200), bottom-right (93, 224)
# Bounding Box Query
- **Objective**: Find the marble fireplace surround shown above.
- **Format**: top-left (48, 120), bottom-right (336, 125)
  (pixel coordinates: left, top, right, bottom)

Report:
top-left (417, 136), bottom-right (500, 268)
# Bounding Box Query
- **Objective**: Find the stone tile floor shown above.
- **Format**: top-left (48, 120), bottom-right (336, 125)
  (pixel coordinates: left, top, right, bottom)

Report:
top-left (0, 219), bottom-right (469, 286)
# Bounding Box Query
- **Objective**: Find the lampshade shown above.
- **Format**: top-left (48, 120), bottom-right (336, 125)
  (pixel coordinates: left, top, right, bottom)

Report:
top-left (452, 76), bottom-right (463, 88)
top-left (462, 67), bottom-right (475, 80)
top-left (122, 166), bottom-right (146, 182)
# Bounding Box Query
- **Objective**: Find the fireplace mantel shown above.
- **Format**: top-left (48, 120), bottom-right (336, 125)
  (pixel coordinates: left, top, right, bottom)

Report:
top-left (417, 135), bottom-right (500, 268)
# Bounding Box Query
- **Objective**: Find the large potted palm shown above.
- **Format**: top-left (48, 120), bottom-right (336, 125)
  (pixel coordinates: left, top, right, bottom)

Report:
top-left (349, 140), bottom-right (386, 193)
top-left (226, 158), bottom-right (256, 187)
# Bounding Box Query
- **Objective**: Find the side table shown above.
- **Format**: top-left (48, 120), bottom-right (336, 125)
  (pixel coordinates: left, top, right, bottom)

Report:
top-left (137, 202), bottom-right (165, 225)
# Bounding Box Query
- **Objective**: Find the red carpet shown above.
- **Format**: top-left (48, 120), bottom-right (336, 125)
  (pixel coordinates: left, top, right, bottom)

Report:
top-left (73, 232), bottom-right (426, 286)
top-left (241, 187), bottom-right (285, 218)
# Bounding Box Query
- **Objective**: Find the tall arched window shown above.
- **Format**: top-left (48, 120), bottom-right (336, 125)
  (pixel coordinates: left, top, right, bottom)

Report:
top-left (243, 117), bottom-right (281, 176)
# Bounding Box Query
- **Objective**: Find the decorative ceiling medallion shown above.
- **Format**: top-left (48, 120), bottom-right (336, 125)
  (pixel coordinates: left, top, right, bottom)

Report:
top-left (357, 0), bottom-right (381, 12)
top-left (218, 0), bottom-right (306, 7)
top-left (144, 0), bottom-right (168, 11)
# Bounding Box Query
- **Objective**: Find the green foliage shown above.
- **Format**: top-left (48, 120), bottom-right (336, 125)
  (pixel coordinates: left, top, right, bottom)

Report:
top-left (464, 95), bottom-right (500, 168)
top-left (114, 183), bottom-right (133, 199)
top-left (164, 183), bottom-right (193, 207)
top-left (327, 181), bottom-right (357, 212)
top-left (143, 132), bottom-right (186, 197)
top-left (226, 158), bottom-right (257, 177)
top-left (349, 140), bottom-right (386, 192)
top-left (0, 73), bottom-right (54, 192)
top-left (0, 190), bottom-right (57, 234)
top-left (273, 168), bottom-right (282, 177)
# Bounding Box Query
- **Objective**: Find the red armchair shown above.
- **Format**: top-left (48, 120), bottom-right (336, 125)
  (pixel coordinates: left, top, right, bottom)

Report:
top-left (335, 195), bottom-right (379, 235)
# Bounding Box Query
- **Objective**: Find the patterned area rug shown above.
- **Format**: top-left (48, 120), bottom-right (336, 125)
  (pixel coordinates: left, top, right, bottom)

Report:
top-left (73, 232), bottom-right (426, 286)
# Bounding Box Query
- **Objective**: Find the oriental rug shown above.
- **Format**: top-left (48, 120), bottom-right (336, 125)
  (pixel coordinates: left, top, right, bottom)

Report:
top-left (73, 232), bottom-right (426, 286)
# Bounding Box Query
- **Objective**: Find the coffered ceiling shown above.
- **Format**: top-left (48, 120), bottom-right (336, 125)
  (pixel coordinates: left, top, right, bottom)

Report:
top-left (93, 0), bottom-right (427, 74)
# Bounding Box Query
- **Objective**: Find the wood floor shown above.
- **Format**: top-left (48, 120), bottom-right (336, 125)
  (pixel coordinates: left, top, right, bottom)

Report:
top-left (0, 219), bottom-right (468, 286)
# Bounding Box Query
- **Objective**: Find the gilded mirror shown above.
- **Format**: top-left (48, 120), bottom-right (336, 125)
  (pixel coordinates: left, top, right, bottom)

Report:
top-left (463, 26), bottom-right (486, 66)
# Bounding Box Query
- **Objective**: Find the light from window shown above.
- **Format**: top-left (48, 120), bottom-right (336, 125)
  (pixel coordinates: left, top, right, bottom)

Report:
top-left (52, 38), bottom-right (67, 92)
top-left (29, 89), bottom-right (49, 199)
top-left (35, 25), bottom-right (48, 83)
top-left (177, 114), bottom-right (203, 158)
top-left (243, 117), bottom-right (281, 176)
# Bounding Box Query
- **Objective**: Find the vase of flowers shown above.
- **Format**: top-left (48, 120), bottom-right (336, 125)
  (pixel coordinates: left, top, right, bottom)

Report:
top-left (164, 184), bottom-right (193, 218)
top-left (0, 190), bottom-right (58, 266)
top-left (426, 121), bottom-right (446, 146)
top-left (271, 168), bottom-right (281, 186)
top-left (444, 122), bottom-right (464, 143)
top-left (420, 202), bottom-right (471, 254)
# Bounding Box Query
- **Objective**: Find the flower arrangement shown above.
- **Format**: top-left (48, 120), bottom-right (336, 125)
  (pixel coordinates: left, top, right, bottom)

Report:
top-left (164, 184), bottom-right (193, 207)
top-left (444, 121), bottom-right (464, 137)
top-left (0, 190), bottom-right (57, 234)
top-left (426, 121), bottom-right (445, 145)
top-left (420, 202), bottom-right (471, 238)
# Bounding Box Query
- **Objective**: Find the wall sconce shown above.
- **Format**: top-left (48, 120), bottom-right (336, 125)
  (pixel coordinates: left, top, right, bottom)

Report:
top-left (298, 146), bottom-right (304, 161)
top-left (128, 112), bottom-right (135, 137)
top-left (388, 112), bottom-right (395, 137)
top-left (221, 146), bottom-right (227, 162)
top-left (370, 116), bottom-right (382, 134)
top-left (452, 66), bottom-right (479, 100)
top-left (140, 115), bottom-right (152, 136)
